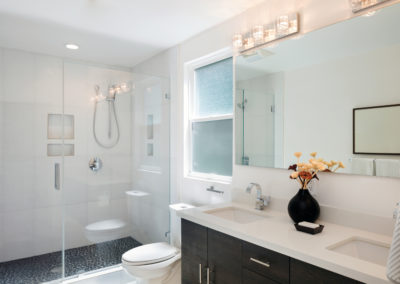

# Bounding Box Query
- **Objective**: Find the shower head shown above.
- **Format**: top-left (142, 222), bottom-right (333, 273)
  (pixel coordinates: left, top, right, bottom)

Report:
top-left (109, 82), bottom-right (131, 95)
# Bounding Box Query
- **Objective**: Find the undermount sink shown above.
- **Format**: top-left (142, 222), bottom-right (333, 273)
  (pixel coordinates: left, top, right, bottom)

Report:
top-left (327, 237), bottom-right (390, 266)
top-left (204, 206), bottom-right (267, 224)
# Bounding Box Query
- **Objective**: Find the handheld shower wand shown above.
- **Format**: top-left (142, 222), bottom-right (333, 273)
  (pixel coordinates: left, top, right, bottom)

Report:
top-left (92, 84), bottom-right (122, 148)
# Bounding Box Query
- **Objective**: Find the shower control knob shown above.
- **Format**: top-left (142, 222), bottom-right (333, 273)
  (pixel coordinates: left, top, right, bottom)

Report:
top-left (89, 157), bottom-right (102, 172)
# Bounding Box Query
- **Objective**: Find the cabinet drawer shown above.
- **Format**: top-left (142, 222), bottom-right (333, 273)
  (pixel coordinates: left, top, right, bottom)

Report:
top-left (243, 268), bottom-right (279, 284)
top-left (290, 258), bottom-right (364, 284)
top-left (242, 241), bottom-right (289, 284)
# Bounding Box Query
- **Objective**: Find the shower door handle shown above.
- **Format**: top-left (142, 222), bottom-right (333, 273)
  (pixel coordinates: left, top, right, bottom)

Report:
top-left (54, 163), bottom-right (60, 190)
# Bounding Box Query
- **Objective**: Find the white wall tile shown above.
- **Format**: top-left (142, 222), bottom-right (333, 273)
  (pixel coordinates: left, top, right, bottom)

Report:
top-left (87, 200), bottom-right (111, 224)
top-left (3, 159), bottom-right (35, 212)
top-left (33, 206), bottom-right (63, 255)
top-left (3, 209), bottom-right (34, 261)
top-left (34, 55), bottom-right (63, 106)
top-left (64, 203), bottom-right (90, 249)
top-left (3, 49), bottom-right (35, 103)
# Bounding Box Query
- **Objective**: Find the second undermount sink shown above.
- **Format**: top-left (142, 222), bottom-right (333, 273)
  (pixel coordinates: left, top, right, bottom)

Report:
top-left (327, 237), bottom-right (390, 266)
top-left (204, 206), bottom-right (267, 224)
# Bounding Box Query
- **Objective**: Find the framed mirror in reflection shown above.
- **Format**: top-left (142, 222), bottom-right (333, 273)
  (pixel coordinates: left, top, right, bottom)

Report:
top-left (235, 3), bottom-right (400, 178)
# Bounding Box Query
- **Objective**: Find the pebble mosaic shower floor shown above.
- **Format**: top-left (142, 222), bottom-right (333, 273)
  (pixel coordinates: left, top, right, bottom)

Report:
top-left (0, 237), bottom-right (141, 284)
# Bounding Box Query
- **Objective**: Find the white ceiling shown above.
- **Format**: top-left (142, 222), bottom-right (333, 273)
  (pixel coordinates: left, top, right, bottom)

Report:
top-left (0, 0), bottom-right (264, 67)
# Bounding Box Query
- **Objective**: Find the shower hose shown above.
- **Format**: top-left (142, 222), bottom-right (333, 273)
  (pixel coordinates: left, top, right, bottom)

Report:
top-left (93, 99), bottom-right (120, 148)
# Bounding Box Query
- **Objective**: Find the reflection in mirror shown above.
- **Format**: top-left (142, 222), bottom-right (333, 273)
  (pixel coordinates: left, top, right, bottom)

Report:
top-left (235, 3), bottom-right (400, 178)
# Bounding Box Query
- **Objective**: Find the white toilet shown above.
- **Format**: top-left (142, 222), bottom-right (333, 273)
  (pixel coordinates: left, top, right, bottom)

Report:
top-left (122, 203), bottom-right (193, 284)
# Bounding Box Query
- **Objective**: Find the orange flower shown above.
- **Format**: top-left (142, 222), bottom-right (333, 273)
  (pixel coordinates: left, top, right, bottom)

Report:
top-left (299, 171), bottom-right (312, 180)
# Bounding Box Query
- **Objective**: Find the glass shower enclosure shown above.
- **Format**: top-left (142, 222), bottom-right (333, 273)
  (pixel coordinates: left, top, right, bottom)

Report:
top-left (0, 48), bottom-right (170, 283)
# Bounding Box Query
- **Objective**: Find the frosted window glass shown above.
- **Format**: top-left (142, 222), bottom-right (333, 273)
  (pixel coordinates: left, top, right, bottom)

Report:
top-left (194, 58), bottom-right (233, 117)
top-left (192, 119), bottom-right (233, 176)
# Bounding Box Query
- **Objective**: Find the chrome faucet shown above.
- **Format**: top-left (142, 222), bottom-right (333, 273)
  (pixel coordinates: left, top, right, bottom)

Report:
top-left (246, 183), bottom-right (271, 210)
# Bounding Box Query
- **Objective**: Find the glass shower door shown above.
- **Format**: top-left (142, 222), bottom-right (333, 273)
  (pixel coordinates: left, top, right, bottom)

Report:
top-left (61, 63), bottom-right (171, 281)
top-left (0, 49), bottom-right (64, 283)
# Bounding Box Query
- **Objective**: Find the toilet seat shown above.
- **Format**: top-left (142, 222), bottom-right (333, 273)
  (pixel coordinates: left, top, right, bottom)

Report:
top-left (122, 242), bottom-right (179, 266)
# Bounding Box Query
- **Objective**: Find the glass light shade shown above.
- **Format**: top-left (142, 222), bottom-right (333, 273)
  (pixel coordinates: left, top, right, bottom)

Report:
top-left (244, 37), bottom-right (255, 49)
top-left (233, 34), bottom-right (243, 48)
top-left (264, 28), bottom-right (276, 42)
top-left (361, 0), bottom-right (378, 8)
top-left (277, 15), bottom-right (289, 33)
top-left (120, 82), bottom-right (130, 92)
top-left (252, 25), bottom-right (264, 43)
top-left (351, 0), bottom-right (386, 12)
top-left (288, 17), bottom-right (298, 33)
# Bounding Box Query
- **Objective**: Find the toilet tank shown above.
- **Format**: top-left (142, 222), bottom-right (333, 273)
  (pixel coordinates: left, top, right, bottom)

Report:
top-left (169, 203), bottom-right (194, 248)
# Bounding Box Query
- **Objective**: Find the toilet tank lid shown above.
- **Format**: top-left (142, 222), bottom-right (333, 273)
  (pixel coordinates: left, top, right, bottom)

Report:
top-left (122, 242), bottom-right (179, 265)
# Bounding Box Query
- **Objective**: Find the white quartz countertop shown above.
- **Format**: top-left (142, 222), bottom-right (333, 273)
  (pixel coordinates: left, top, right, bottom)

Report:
top-left (178, 202), bottom-right (392, 284)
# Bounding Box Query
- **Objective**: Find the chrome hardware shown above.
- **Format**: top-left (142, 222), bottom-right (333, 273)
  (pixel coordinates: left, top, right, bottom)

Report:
top-left (89, 157), bottom-right (102, 172)
top-left (199, 264), bottom-right (202, 283)
top-left (54, 163), bottom-right (60, 190)
top-left (206, 186), bottom-right (224, 195)
top-left (250, 257), bottom-right (271, 268)
top-left (206, 267), bottom-right (210, 284)
top-left (246, 182), bottom-right (271, 210)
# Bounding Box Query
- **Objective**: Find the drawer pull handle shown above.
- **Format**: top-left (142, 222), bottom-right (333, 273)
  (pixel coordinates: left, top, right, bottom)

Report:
top-left (250, 257), bottom-right (271, 268)
top-left (199, 264), bottom-right (202, 283)
top-left (206, 267), bottom-right (210, 284)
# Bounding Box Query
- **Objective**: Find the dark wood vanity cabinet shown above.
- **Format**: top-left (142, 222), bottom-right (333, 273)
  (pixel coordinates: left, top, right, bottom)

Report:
top-left (290, 259), bottom-right (364, 284)
top-left (181, 219), bottom-right (208, 283)
top-left (181, 219), bottom-right (363, 284)
top-left (181, 219), bottom-right (241, 284)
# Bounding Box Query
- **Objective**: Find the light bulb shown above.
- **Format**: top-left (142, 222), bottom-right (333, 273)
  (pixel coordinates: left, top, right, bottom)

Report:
top-left (243, 37), bottom-right (255, 50)
top-left (233, 34), bottom-right (243, 48)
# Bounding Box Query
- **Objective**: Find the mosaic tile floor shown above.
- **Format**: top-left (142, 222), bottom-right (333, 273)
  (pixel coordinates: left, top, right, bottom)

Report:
top-left (0, 237), bottom-right (141, 284)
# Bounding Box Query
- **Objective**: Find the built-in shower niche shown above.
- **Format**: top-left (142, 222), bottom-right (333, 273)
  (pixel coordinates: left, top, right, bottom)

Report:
top-left (47, 114), bottom-right (74, 139)
top-left (47, 114), bottom-right (75, 156)
top-left (147, 114), bottom-right (154, 156)
top-left (47, 144), bottom-right (75, 156)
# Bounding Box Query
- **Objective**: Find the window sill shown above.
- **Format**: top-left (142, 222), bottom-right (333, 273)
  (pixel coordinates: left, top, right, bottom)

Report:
top-left (185, 172), bottom-right (232, 185)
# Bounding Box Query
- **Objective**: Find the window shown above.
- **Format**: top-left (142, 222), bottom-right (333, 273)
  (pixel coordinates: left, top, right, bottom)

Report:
top-left (187, 56), bottom-right (233, 180)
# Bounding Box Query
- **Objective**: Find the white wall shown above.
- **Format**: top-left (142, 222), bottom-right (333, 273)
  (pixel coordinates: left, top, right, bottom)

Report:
top-left (133, 0), bottom-right (400, 227)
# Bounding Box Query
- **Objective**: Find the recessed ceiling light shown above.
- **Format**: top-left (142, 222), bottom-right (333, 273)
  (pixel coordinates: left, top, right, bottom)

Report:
top-left (65, 43), bottom-right (79, 50)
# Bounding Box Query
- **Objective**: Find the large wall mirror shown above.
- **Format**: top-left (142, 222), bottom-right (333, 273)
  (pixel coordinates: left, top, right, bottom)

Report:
top-left (235, 3), bottom-right (400, 178)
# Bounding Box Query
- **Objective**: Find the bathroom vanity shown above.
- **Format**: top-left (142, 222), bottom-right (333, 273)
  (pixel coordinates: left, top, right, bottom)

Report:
top-left (182, 219), bottom-right (361, 284)
top-left (178, 203), bottom-right (392, 284)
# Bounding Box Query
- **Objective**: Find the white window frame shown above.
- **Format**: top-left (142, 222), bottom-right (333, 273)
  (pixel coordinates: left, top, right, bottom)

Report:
top-left (183, 47), bottom-right (233, 183)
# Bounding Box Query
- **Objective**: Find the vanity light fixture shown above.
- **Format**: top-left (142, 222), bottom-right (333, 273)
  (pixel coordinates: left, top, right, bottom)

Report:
top-left (233, 13), bottom-right (299, 53)
top-left (350, 0), bottom-right (389, 13)
top-left (65, 43), bottom-right (79, 50)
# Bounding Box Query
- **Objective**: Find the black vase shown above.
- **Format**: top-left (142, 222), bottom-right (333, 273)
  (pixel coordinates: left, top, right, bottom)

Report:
top-left (288, 189), bottom-right (320, 223)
